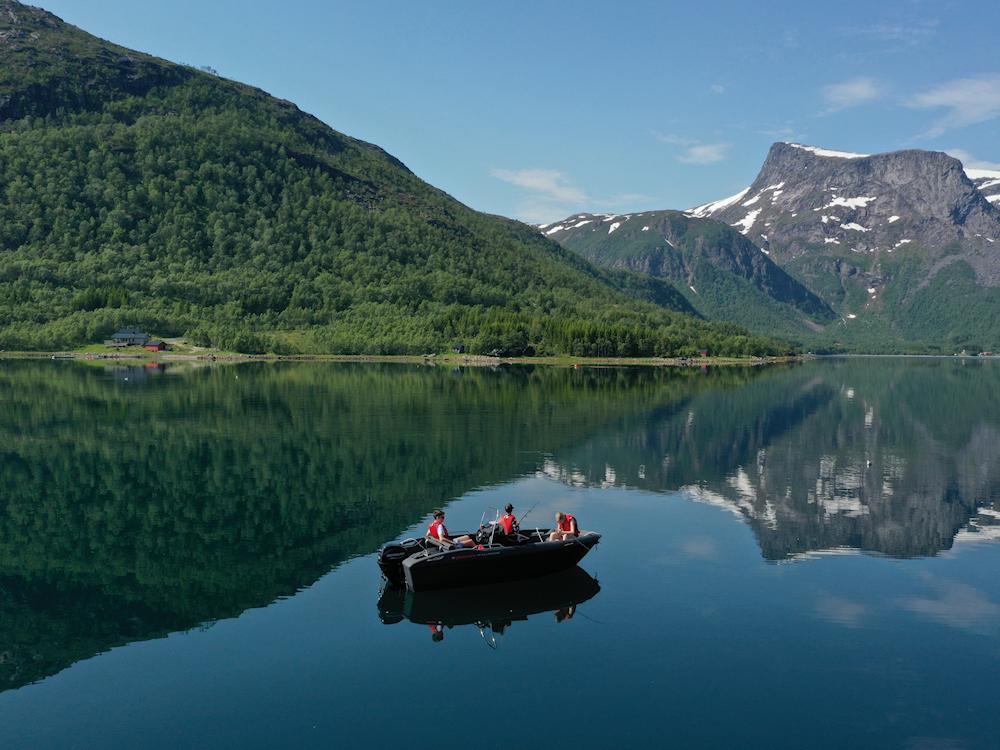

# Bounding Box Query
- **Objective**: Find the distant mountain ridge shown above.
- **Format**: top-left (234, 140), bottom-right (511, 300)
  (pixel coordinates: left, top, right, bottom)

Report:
top-left (548, 141), bottom-right (1000, 352)
top-left (689, 142), bottom-right (1000, 351)
top-left (541, 209), bottom-right (834, 338)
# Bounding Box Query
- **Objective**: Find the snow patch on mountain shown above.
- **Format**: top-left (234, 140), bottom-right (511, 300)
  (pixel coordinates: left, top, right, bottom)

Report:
top-left (732, 208), bottom-right (762, 235)
top-left (788, 143), bottom-right (869, 159)
top-left (825, 195), bottom-right (877, 210)
top-left (687, 187), bottom-right (750, 218)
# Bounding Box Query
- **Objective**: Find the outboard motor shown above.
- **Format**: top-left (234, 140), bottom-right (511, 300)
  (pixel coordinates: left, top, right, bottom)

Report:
top-left (378, 537), bottom-right (424, 586)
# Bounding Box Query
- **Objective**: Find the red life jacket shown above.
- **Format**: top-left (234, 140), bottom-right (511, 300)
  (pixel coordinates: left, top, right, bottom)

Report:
top-left (499, 514), bottom-right (517, 534)
top-left (428, 519), bottom-right (450, 540)
top-left (558, 514), bottom-right (578, 535)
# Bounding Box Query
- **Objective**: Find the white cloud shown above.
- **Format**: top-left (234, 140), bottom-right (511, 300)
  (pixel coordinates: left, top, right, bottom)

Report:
top-left (946, 149), bottom-right (1000, 172)
top-left (490, 169), bottom-right (650, 225)
top-left (652, 132), bottom-right (731, 165)
top-left (677, 143), bottom-right (730, 164)
top-left (822, 77), bottom-right (880, 113)
top-left (909, 74), bottom-right (1000, 137)
top-left (815, 594), bottom-right (867, 628)
top-left (896, 577), bottom-right (1000, 635)
top-left (679, 536), bottom-right (719, 559)
top-left (710, 83), bottom-right (725, 95)
top-left (491, 168), bottom-right (588, 203)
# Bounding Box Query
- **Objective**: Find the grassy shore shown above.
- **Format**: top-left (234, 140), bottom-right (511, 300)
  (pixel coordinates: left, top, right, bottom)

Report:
top-left (0, 346), bottom-right (803, 368)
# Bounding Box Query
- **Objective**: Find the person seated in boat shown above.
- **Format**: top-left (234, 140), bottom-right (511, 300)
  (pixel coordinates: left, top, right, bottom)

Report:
top-left (555, 604), bottom-right (576, 623)
top-left (498, 503), bottom-right (519, 535)
top-left (427, 509), bottom-right (475, 549)
top-left (548, 511), bottom-right (580, 541)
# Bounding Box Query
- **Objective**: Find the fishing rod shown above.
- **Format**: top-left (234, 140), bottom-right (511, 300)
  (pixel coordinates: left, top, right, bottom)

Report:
top-left (517, 501), bottom-right (540, 526)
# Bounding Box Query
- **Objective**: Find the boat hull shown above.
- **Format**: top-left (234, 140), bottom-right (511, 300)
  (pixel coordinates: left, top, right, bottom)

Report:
top-left (402, 532), bottom-right (600, 592)
top-left (378, 566), bottom-right (601, 626)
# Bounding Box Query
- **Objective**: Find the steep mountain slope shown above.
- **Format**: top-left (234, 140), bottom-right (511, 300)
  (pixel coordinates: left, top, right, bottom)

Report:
top-left (689, 143), bottom-right (1000, 352)
top-left (543, 209), bottom-right (834, 338)
top-left (0, 1), bottom-right (787, 357)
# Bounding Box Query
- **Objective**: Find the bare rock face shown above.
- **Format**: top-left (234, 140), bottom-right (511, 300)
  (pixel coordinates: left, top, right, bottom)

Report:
top-left (0, 0), bottom-right (191, 122)
top-left (689, 142), bottom-right (1000, 283)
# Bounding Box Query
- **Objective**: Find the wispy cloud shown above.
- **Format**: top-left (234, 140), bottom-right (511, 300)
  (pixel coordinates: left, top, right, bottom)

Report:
top-left (653, 131), bottom-right (730, 165)
top-left (896, 575), bottom-right (1000, 635)
top-left (758, 122), bottom-right (805, 141)
top-left (679, 536), bottom-right (719, 559)
top-left (710, 83), bottom-right (725, 95)
top-left (491, 168), bottom-right (588, 203)
top-left (652, 131), bottom-right (693, 146)
top-left (821, 77), bottom-right (881, 114)
top-left (839, 20), bottom-right (938, 45)
top-left (909, 74), bottom-right (1000, 138)
top-left (491, 169), bottom-right (649, 225)
top-left (677, 143), bottom-right (730, 164)
top-left (946, 149), bottom-right (1000, 172)
top-left (815, 594), bottom-right (867, 628)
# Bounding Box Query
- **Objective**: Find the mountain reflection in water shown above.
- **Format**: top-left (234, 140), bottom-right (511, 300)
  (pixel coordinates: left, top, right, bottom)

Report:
top-left (1, 358), bottom-right (999, 696)
top-left (377, 567), bottom-right (601, 646)
top-left (542, 358), bottom-right (1000, 560)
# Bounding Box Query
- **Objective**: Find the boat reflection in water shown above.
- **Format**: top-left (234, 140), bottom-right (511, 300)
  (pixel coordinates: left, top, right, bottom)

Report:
top-left (377, 566), bottom-right (600, 647)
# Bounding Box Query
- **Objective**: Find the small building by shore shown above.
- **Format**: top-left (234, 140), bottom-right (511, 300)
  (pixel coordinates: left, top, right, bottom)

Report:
top-left (105, 327), bottom-right (150, 347)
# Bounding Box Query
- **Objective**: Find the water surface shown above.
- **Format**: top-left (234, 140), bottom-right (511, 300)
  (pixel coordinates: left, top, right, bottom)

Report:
top-left (0, 358), bottom-right (998, 749)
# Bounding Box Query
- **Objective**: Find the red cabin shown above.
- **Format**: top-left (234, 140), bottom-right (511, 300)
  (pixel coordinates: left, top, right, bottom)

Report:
top-left (143, 340), bottom-right (167, 352)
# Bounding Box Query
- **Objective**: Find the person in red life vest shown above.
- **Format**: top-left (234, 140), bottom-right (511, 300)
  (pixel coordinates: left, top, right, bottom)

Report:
top-left (555, 604), bottom-right (576, 623)
top-left (498, 503), bottom-right (519, 535)
top-left (427, 509), bottom-right (475, 548)
top-left (548, 511), bottom-right (580, 541)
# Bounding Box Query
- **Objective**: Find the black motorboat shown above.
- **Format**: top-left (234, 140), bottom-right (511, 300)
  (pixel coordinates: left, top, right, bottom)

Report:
top-left (378, 566), bottom-right (601, 643)
top-left (378, 512), bottom-right (601, 592)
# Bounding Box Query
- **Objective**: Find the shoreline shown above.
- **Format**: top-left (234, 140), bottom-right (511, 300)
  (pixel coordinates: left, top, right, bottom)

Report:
top-left (0, 350), bottom-right (805, 368)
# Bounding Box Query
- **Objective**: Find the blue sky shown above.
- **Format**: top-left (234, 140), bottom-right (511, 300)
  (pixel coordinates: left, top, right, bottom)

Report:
top-left (38, 0), bottom-right (1000, 223)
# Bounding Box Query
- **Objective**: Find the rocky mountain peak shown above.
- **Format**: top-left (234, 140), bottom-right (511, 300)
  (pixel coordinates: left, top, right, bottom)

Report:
top-left (688, 142), bottom-right (1000, 271)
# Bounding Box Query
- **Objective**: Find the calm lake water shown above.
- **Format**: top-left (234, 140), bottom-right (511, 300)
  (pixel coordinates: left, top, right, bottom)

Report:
top-left (1, 358), bottom-right (999, 749)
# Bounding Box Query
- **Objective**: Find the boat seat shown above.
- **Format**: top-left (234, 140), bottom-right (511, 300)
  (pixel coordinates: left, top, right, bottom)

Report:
top-left (425, 534), bottom-right (459, 551)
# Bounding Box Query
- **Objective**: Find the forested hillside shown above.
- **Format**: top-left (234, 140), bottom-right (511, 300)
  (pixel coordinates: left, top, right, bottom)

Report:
top-left (0, 1), bottom-right (789, 357)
